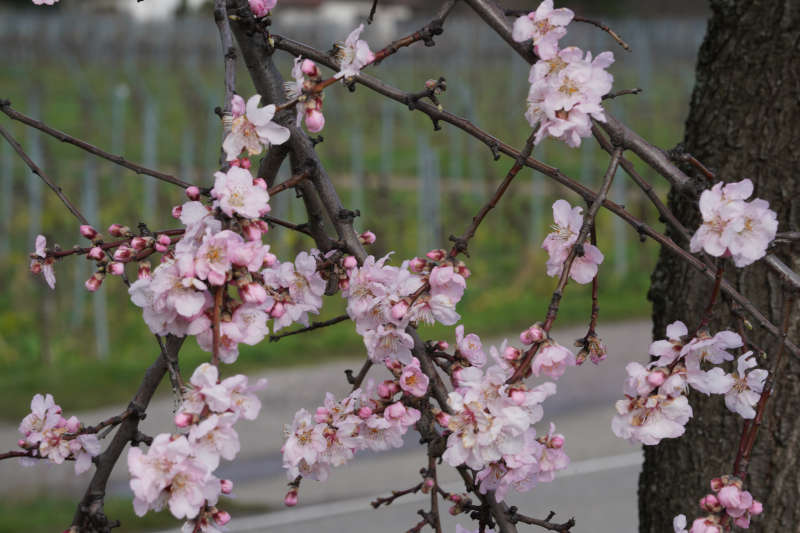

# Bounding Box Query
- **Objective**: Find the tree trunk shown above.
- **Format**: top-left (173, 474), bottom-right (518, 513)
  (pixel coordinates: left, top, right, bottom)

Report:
top-left (641, 1), bottom-right (800, 531)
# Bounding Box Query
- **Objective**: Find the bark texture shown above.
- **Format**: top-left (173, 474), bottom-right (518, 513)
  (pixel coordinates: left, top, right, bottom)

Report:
top-left (641, 1), bottom-right (800, 531)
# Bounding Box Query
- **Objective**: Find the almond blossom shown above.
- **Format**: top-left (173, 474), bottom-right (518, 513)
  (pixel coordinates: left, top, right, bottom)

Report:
top-left (531, 341), bottom-right (576, 379)
top-left (30, 234), bottom-right (56, 289)
top-left (398, 357), bottom-right (429, 397)
top-left (724, 353), bottom-right (767, 419)
top-left (511, 0), bottom-right (574, 59)
top-left (222, 94), bottom-right (290, 161)
top-left (287, 56), bottom-right (325, 132)
top-left (455, 324), bottom-right (486, 367)
top-left (542, 199), bottom-right (604, 283)
top-left (211, 165), bottom-right (270, 219)
top-left (335, 24), bottom-right (375, 79)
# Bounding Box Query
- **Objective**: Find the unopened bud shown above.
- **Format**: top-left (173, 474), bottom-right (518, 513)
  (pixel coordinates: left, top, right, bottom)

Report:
top-left (510, 389), bottom-right (526, 406)
top-left (220, 479), bottom-right (234, 494)
top-left (108, 262), bottom-right (125, 276)
top-left (130, 236), bottom-right (148, 251)
top-left (357, 406), bottom-right (373, 419)
top-left (358, 230), bottom-right (376, 245)
top-left (550, 434), bottom-right (565, 449)
top-left (213, 510), bottom-right (231, 526)
top-left (84, 273), bottom-right (104, 292)
top-left (264, 252), bottom-right (277, 267)
top-left (343, 255), bottom-right (358, 269)
top-left (185, 186), bottom-right (201, 200)
top-left (409, 257), bottom-right (426, 272)
top-left (113, 246), bottom-right (133, 262)
top-left (456, 264), bottom-right (471, 278)
top-left (421, 477), bottom-right (435, 494)
top-left (174, 412), bottom-right (193, 428)
top-left (699, 493), bottom-right (720, 512)
top-left (378, 380), bottom-right (399, 399)
top-left (270, 302), bottom-right (285, 318)
top-left (750, 500), bottom-right (763, 515)
top-left (79, 225), bottom-right (99, 240)
top-left (503, 346), bottom-right (521, 361)
top-left (138, 261), bottom-right (152, 280)
top-left (301, 59), bottom-right (319, 77)
top-left (710, 477), bottom-right (724, 492)
top-left (647, 371), bottom-right (666, 387)
top-left (436, 340), bottom-right (449, 351)
top-left (284, 489), bottom-right (298, 507)
top-left (425, 249), bottom-right (446, 262)
top-left (391, 301), bottom-right (409, 321)
top-left (253, 177), bottom-right (267, 190)
top-left (87, 246), bottom-right (105, 261)
top-left (108, 224), bottom-right (128, 237)
top-left (171, 205), bottom-right (182, 219)
top-left (520, 324), bottom-right (545, 345)
top-left (435, 411), bottom-right (451, 427)
top-left (305, 109), bottom-right (325, 133)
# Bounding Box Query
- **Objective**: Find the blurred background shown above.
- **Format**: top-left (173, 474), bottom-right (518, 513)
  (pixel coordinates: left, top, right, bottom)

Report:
top-left (0, 0), bottom-right (707, 530)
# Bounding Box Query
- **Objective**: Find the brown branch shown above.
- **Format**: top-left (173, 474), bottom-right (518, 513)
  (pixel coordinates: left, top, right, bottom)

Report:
top-left (508, 508), bottom-right (576, 532)
top-left (213, 0), bottom-right (237, 138)
top-left (371, 482), bottom-right (424, 508)
top-left (269, 314), bottom-right (349, 342)
top-left (346, 359), bottom-right (374, 391)
top-left (602, 88), bottom-right (642, 100)
top-left (371, 0), bottom-right (457, 65)
top-left (267, 170), bottom-right (310, 196)
top-left (573, 15), bottom-right (631, 51)
top-left (0, 124), bottom-right (89, 226)
top-left (0, 100), bottom-right (196, 190)
top-left (72, 335), bottom-right (184, 532)
top-left (261, 214), bottom-right (313, 236)
top-left (0, 450), bottom-right (37, 461)
top-left (428, 454), bottom-right (443, 533)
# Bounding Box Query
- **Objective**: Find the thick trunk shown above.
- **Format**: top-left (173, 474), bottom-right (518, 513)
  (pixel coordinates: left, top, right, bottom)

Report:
top-left (641, 1), bottom-right (800, 531)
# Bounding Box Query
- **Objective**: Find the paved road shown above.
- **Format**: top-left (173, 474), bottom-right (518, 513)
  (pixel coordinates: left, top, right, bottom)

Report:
top-left (0, 319), bottom-right (652, 531)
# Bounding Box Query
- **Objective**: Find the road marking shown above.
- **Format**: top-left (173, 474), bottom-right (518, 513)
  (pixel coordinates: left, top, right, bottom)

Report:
top-left (201, 451), bottom-right (643, 532)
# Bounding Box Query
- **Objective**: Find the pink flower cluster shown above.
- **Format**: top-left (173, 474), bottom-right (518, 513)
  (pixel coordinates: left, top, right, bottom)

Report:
top-left (440, 338), bottom-right (568, 502)
top-left (542, 200), bottom-right (604, 284)
top-left (689, 179), bottom-right (778, 267)
top-left (282, 384), bottom-right (420, 492)
top-left (613, 321), bottom-right (767, 445)
top-left (673, 476), bottom-right (763, 532)
top-left (287, 57), bottom-right (326, 132)
top-left (342, 252), bottom-right (467, 365)
top-left (513, 1), bottom-right (614, 147)
top-left (222, 94), bottom-right (290, 162)
top-left (129, 363), bottom-right (264, 523)
top-left (335, 24), bottom-right (375, 80)
top-left (17, 394), bottom-right (101, 475)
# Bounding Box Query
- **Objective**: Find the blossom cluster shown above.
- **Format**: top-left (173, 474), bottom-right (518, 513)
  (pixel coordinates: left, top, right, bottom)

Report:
top-left (612, 321), bottom-right (767, 445)
top-left (513, 0), bottom-right (614, 147)
top-left (17, 393), bottom-right (101, 475)
top-left (689, 178), bottom-right (778, 267)
top-left (128, 363), bottom-right (264, 526)
top-left (342, 250), bottom-right (468, 365)
top-left (335, 24), bottom-right (375, 80)
top-left (287, 57), bottom-right (326, 132)
top-left (542, 199), bottom-right (604, 284)
top-left (282, 383), bottom-right (421, 492)
top-left (441, 332), bottom-right (570, 502)
top-left (673, 475), bottom-right (763, 532)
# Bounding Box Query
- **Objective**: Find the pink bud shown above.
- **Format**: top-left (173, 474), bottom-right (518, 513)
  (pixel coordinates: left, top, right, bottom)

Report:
top-left (377, 380), bottom-right (395, 399)
top-left (550, 434), bottom-right (565, 449)
top-left (130, 237), bottom-right (147, 251)
top-left (113, 246), bottom-right (133, 262)
top-left (17, 439), bottom-right (26, 448)
top-left (240, 282), bottom-right (268, 304)
top-left (435, 411), bottom-right (451, 427)
top-left (220, 479), bottom-right (234, 494)
top-left (436, 340), bottom-right (449, 351)
top-left (520, 324), bottom-right (545, 345)
top-left (384, 401), bottom-right (406, 420)
top-left (647, 371), bottom-right (666, 387)
top-left (108, 224), bottom-right (128, 237)
top-left (84, 273), bottom-right (104, 292)
top-left (421, 477), bottom-right (435, 493)
top-left (87, 246), bottom-right (105, 261)
top-left (448, 494), bottom-right (462, 503)
top-left (456, 265), bottom-right (471, 278)
top-left (174, 412), bottom-right (193, 428)
top-left (425, 249), bottom-right (445, 262)
top-left (700, 493), bottom-right (720, 512)
top-left (138, 262), bottom-right (152, 280)
top-left (448, 506), bottom-right (459, 516)
top-left (185, 186), bottom-right (201, 200)
top-left (231, 94), bottom-right (246, 117)
top-left (339, 278), bottom-right (350, 290)
top-left (710, 477), bottom-right (724, 492)
top-left (284, 489), bottom-right (298, 507)
top-left (79, 225), bottom-right (98, 240)
top-left (409, 257), bottom-right (426, 272)
top-left (30, 260), bottom-right (42, 274)
top-left (233, 158), bottom-right (251, 169)
top-left (270, 302), bottom-right (285, 318)
top-left (242, 221), bottom-right (263, 241)
top-left (358, 230), bottom-right (376, 245)
top-left (733, 515), bottom-right (751, 529)
top-left (213, 510), bottom-right (232, 526)
top-left (171, 205), bottom-right (182, 219)
top-left (301, 59), bottom-right (319, 76)
top-left (263, 252), bottom-right (277, 267)
top-left (749, 500), bottom-right (763, 515)
top-left (314, 407), bottom-right (329, 424)
top-left (108, 262), bottom-right (125, 276)
top-left (253, 177), bottom-right (267, 190)
top-left (391, 301), bottom-right (409, 321)
top-left (357, 406), bottom-right (373, 419)
top-left (510, 389), bottom-right (526, 406)
top-left (305, 109), bottom-right (325, 133)
top-left (65, 416), bottom-right (81, 433)
top-left (343, 256), bottom-right (358, 269)
top-left (503, 346), bottom-right (521, 361)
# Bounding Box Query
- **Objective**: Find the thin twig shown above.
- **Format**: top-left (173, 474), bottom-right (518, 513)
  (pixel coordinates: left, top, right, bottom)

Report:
top-left (269, 314), bottom-right (349, 342)
top-left (602, 88), bottom-right (642, 100)
top-left (508, 508), bottom-right (576, 532)
top-left (0, 124), bottom-right (89, 225)
top-left (573, 15), bottom-right (631, 51)
top-left (261, 214), bottom-right (313, 236)
top-left (346, 359), bottom-right (374, 391)
top-left (0, 99), bottom-right (196, 190)
top-left (371, 482), bottom-right (424, 508)
top-left (267, 170), bottom-right (310, 196)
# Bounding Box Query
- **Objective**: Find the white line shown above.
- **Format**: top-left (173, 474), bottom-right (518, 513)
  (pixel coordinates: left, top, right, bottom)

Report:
top-left (209, 451), bottom-right (643, 532)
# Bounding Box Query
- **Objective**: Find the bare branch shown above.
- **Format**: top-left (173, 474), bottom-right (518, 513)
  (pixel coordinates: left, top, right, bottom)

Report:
top-left (269, 314), bottom-right (349, 342)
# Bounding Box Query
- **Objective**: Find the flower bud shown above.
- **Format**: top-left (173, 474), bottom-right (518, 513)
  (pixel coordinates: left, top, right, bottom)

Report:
top-left (174, 412), bottom-right (193, 428)
top-left (284, 489), bottom-right (298, 507)
top-left (171, 205), bottom-right (182, 219)
top-left (391, 301), bottom-right (409, 321)
top-left (384, 401), bottom-right (406, 420)
top-left (130, 237), bottom-right (148, 251)
top-left (503, 346), bottom-right (521, 361)
top-left (710, 477), bottom-right (725, 492)
top-left (242, 221), bottom-right (263, 242)
top-left (231, 94), bottom-right (245, 117)
top-left (421, 477), bottom-right (434, 494)
top-left (108, 224), bottom-right (128, 237)
top-left (425, 248), bottom-right (446, 262)
top-left (240, 282), bottom-right (268, 304)
top-left (84, 273), bottom-right (104, 292)
top-left (138, 261), bottom-right (152, 280)
top-left (239, 158), bottom-right (251, 169)
top-left (436, 340), bottom-right (449, 351)
top-left (749, 500), bottom-right (763, 515)
top-left (253, 177), bottom-right (267, 190)
top-left (378, 380), bottom-right (398, 399)
top-left (79, 225), bottom-right (99, 240)
top-left (17, 439), bottom-right (26, 448)
top-left (342, 255), bottom-right (358, 270)
top-left (647, 371), bottom-right (666, 387)
top-left (550, 434), bottom-right (565, 449)
top-left (700, 493), bottom-right (720, 512)
top-left (305, 109), bottom-right (325, 133)
top-left (314, 407), bottom-right (329, 424)
top-left (185, 186), bottom-right (201, 200)
top-left (520, 324), bottom-right (545, 345)
top-left (220, 479), bottom-right (234, 494)
top-left (510, 389), bottom-right (526, 406)
top-left (435, 411), bottom-right (451, 427)
top-left (301, 59), bottom-right (319, 77)
top-left (65, 416), bottom-right (81, 433)
top-left (270, 302), bottom-right (285, 318)
top-left (409, 257), bottom-right (426, 272)
top-left (108, 262), bottom-right (125, 276)
top-left (358, 230), bottom-right (376, 245)
top-left (213, 510), bottom-right (231, 526)
top-left (113, 246), bottom-right (133, 262)
top-left (357, 406), bottom-right (373, 419)
top-left (263, 252), bottom-right (277, 267)
top-left (87, 246), bottom-right (105, 261)
top-left (456, 264), bottom-right (471, 278)
top-left (30, 260), bottom-right (42, 274)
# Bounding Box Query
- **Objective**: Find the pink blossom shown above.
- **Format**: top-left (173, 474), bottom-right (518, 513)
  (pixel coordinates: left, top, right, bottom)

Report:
top-left (188, 413), bottom-right (241, 470)
top-left (335, 24), bottom-right (375, 79)
top-left (612, 394), bottom-right (692, 445)
top-left (398, 358), bottom-right (429, 397)
top-left (429, 265), bottom-right (466, 302)
top-left (511, 0), bottom-right (574, 59)
top-left (542, 200), bottom-right (603, 283)
top-left (649, 320), bottom-right (688, 366)
top-left (531, 341), bottom-right (576, 379)
top-left (211, 166), bottom-right (270, 219)
top-left (248, 0), bottom-right (276, 18)
top-left (287, 56), bottom-right (325, 133)
top-left (222, 94), bottom-right (290, 161)
top-left (31, 235), bottom-right (56, 289)
top-left (456, 325), bottom-right (486, 367)
top-left (724, 353), bottom-right (767, 419)
top-left (359, 230), bottom-right (377, 244)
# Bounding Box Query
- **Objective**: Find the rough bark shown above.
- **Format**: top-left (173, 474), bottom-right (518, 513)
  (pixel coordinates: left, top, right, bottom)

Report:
top-left (642, 1), bottom-right (800, 531)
